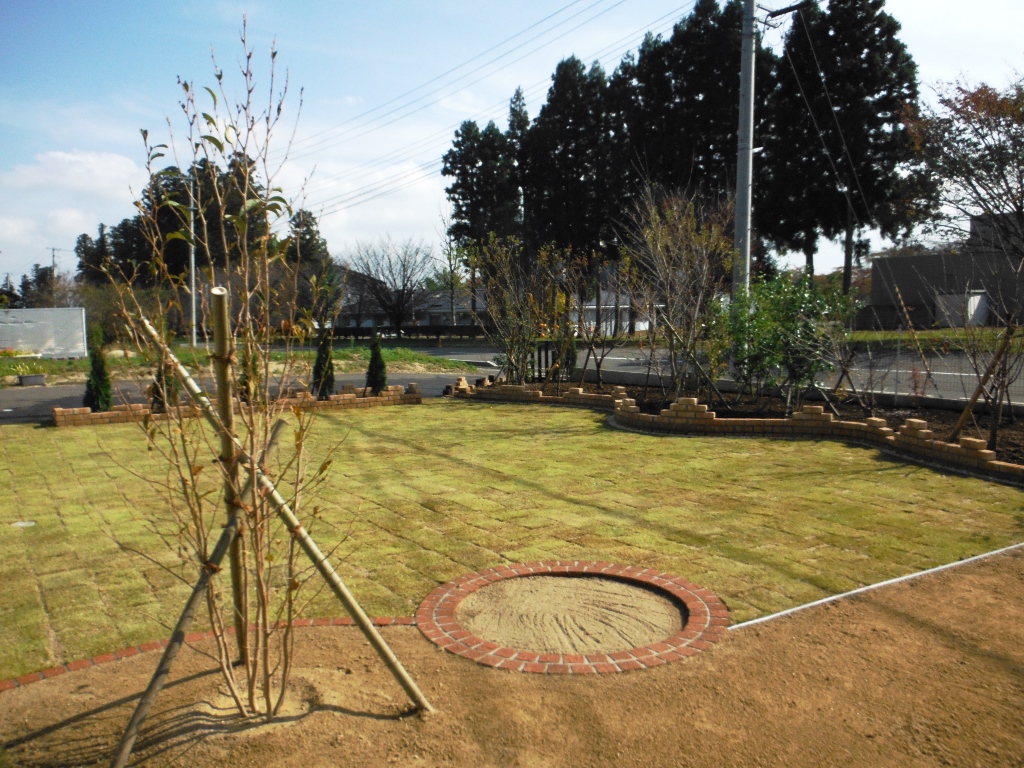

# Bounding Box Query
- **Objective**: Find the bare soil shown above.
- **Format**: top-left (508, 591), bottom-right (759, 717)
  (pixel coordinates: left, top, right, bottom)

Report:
top-left (3, 550), bottom-right (1023, 767)
top-left (456, 575), bottom-right (683, 655)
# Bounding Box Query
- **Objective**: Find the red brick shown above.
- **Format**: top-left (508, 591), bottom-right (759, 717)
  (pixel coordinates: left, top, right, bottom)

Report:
top-left (593, 663), bottom-right (619, 674)
top-left (515, 651), bottom-right (539, 663)
top-left (66, 659), bottom-right (92, 672)
top-left (690, 639), bottom-right (714, 650)
top-left (447, 643), bottom-right (470, 655)
top-left (608, 651), bottom-right (633, 662)
top-left (630, 646), bottom-right (655, 658)
top-left (493, 646), bottom-right (517, 659)
top-left (539, 653), bottom-right (562, 664)
top-left (41, 666), bottom-right (66, 679)
top-left (497, 659), bottom-right (523, 671)
top-left (638, 655), bottom-right (666, 667)
top-left (585, 653), bottom-right (610, 664)
top-left (461, 648), bottom-right (487, 661)
top-left (138, 641), bottom-right (163, 653)
top-left (291, 618), bottom-right (313, 628)
top-left (116, 647), bottom-right (139, 659)
top-left (0, 679), bottom-right (16, 692)
top-left (546, 664), bottom-right (570, 674)
top-left (648, 642), bottom-right (673, 653)
top-left (394, 617), bottom-right (415, 626)
top-left (479, 655), bottom-right (503, 668)
top-left (570, 664), bottom-right (596, 674)
top-left (478, 642), bottom-right (500, 652)
top-left (675, 646), bottom-right (699, 657)
top-left (617, 660), bottom-right (643, 672)
top-left (523, 662), bottom-right (547, 674)
top-left (372, 617), bottom-right (394, 626)
top-left (183, 632), bottom-right (206, 644)
top-left (92, 653), bottom-right (117, 664)
top-left (658, 651), bottom-right (684, 663)
top-left (17, 672), bottom-right (43, 686)
top-left (563, 653), bottom-right (585, 664)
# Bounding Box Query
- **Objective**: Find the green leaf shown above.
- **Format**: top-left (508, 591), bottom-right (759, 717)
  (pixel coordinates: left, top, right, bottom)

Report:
top-left (244, 198), bottom-right (262, 212)
top-left (166, 230), bottom-right (195, 246)
top-left (204, 86), bottom-right (218, 107)
top-left (202, 112), bottom-right (217, 127)
top-left (201, 135), bottom-right (224, 152)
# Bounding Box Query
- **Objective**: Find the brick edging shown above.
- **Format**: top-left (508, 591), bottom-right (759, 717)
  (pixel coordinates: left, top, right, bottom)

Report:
top-left (450, 379), bottom-right (1024, 489)
top-left (415, 561), bottom-right (729, 674)
top-left (0, 616), bottom-right (414, 694)
top-left (51, 385), bottom-right (423, 427)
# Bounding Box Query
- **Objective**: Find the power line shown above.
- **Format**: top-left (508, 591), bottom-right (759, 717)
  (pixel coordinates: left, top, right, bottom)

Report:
top-left (277, 0), bottom-right (625, 163)
top-left (305, 7), bottom-right (694, 217)
top-left (797, 10), bottom-right (874, 228)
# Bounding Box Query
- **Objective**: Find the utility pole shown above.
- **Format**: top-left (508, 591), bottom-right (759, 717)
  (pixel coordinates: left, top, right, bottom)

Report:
top-left (47, 246), bottom-right (69, 307)
top-left (733, 0), bottom-right (811, 300)
top-left (733, 0), bottom-right (756, 299)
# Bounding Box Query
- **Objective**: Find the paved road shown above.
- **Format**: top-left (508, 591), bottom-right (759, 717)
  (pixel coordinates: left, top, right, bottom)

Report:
top-left (0, 372), bottom-right (469, 425)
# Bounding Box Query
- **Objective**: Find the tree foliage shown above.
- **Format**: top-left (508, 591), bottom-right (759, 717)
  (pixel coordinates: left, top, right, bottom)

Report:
top-left (83, 325), bottom-right (112, 412)
top-left (366, 330), bottom-right (388, 395)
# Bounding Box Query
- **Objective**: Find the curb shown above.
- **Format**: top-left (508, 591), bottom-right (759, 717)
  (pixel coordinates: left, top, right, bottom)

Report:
top-left (0, 616), bottom-right (415, 694)
top-left (416, 560), bottom-right (729, 674)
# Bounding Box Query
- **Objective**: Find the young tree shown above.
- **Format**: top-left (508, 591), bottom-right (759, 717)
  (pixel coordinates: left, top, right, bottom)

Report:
top-left (622, 188), bottom-right (734, 400)
top-left (914, 76), bottom-right (1024, 449)
top-left (311, 326), bottom-right (335, 400)
top-left (366, 330), bottom-right (388, 395)
top-left (83, 324), bottom-right (112, 412)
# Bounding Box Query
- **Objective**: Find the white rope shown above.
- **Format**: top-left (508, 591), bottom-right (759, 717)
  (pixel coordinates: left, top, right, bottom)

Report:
top-left (730, 540), bottom-right (1024, 630)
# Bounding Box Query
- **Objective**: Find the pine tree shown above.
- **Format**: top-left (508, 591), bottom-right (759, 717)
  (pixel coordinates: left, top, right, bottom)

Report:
top-left (761, 0), bottom-right (927, 284)
top-left (365, 331), bottom-right (388, 396)
top-left (311, 327), bottom-right (335, 400)
top-left (83, 325), bottom-right (112, 412)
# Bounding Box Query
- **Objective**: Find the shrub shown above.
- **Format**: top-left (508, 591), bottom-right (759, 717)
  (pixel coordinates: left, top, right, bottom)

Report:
top-left (83, 325), bottom-right (112, 412)
top-left (311, 327), bottom-right (335, 400)
top-left (149, 358), bottom-right (179, 413)
top-left (366, 330), bottom-right (388, 395)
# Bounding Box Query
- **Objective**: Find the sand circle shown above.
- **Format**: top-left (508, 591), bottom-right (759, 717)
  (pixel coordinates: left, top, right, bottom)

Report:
top-left (455, 574), bottom-right (685, 655)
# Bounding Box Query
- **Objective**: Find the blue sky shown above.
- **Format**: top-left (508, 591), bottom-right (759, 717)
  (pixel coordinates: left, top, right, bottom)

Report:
top-left (1, 0), bottom-right (1022, 281)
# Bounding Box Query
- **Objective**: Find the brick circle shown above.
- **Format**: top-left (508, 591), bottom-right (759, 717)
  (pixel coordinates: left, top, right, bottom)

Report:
top-left (415, 561), bottom-right (729, 674)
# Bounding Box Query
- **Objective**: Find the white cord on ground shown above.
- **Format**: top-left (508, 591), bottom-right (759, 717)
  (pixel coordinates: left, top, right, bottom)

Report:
top-left (730, 540), bottom-right (1024, 631)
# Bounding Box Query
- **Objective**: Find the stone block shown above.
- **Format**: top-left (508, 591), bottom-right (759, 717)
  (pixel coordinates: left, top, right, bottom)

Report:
top-left (802, 405), bottom-right (824, 415)
top-left (676, 397), bottom-right (698, 406)
top-left (904, 418), bottom-right (928, 431)
top-left (960, 437), bottom-right (987, 451)
top-left (866, 417), bottom-right (888, 429)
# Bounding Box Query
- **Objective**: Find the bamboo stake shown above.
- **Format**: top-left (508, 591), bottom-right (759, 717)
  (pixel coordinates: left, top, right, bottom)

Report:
top-left (947, 324), bottom-right (1016, 443)
top-left (110, 421), bottom-right (287, 768)
top-left (137, 311), bottom-right (434, 715)
top-left (210, 287), bottom-right (249, 664)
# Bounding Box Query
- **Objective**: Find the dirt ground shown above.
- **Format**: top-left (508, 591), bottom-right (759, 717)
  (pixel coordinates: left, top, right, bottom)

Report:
top-left (2, 550), bottom-right (1023, 767)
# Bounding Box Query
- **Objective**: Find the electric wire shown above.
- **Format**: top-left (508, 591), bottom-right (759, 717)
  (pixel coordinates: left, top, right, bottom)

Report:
top-left (781, 14), bottom-right (862, 229)
top-left (307, 6), bottom-right (695, 218)
top-left (281, 0), bottom-right (593, 153)
top-left (797, 10), bottom-right (875, 227)
top-left (279, 0), bottom-right (627, 164)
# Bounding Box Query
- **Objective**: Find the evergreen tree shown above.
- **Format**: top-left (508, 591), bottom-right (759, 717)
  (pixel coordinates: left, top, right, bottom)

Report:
top-left (149, 358), bottom-right (179, 413)
top-left (365, 330), bottom-right (388, 395)
top-left (311, 327), bottom-right (335, 400)
top-left (83, 325), bottom-right (112, 412)
top-left (761, 0), bottom-right (928, 285)
top-left (522, 57), bottom-right (615, 262)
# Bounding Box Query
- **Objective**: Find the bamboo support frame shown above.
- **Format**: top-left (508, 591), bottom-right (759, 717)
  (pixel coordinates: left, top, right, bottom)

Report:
top-left (136, 311), bottom-right (434, 714)
top-left (947, 324), bottom-right (1016, 443)
top-left (211, 287), bottom-right (249, 664)
top-left (110, 421), bottom-right (288, 768)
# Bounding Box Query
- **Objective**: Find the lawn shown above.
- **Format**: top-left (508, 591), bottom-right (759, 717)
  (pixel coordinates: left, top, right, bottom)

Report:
top-left (1, 400), bottom-right (1022, 680)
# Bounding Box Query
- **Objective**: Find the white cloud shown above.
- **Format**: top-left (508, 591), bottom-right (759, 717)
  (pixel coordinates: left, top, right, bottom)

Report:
top-left (0, 150), bottom-right (148, 276)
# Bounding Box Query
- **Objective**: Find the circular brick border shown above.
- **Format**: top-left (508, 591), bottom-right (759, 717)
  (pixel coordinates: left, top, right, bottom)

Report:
top-left (415, 561), bottom-right (729, 674)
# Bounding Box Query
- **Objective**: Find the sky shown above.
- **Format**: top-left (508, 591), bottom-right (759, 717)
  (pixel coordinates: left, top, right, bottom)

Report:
top-left (1, 0), bottom-right (1022, 283)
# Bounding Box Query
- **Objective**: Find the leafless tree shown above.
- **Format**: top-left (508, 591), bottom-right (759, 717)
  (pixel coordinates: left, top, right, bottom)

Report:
top-left (350, 237), bottom-right (433, 336)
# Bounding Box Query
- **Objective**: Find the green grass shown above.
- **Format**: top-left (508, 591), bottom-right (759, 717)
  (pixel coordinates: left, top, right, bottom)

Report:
top-left (1, 400), bottom-right (1022, 680)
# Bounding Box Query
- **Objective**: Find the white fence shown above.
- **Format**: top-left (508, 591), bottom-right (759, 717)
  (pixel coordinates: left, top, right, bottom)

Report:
top-left (0, 308), bottom-right (88, 358)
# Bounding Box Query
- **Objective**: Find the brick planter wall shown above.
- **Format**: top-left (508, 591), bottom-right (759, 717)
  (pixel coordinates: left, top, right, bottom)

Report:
top-left (52, 383), bottom-right (423, 427)
top-left (450, 376), bottom-right (625, 411)
top-left (614, 398), bottom-right (1024, 486)
top-left (449, 379), bottom-right (1024, 487)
